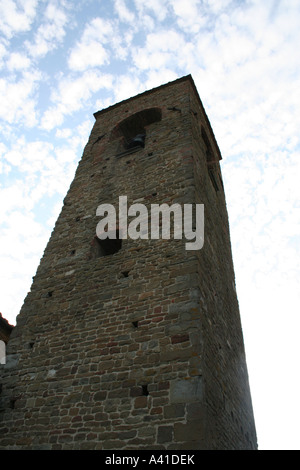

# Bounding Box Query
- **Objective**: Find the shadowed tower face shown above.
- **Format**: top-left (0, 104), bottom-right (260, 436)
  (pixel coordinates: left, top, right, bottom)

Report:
top-left (0, 75), bottom-right (257, 450)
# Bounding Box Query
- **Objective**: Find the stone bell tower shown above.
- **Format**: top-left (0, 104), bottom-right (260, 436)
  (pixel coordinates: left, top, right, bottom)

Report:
top-left (0, 75), bottom-right (257, 450)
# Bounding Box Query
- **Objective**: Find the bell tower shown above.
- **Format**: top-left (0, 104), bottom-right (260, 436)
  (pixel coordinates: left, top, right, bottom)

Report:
top-left (0, 75), bottom-right (257, 450)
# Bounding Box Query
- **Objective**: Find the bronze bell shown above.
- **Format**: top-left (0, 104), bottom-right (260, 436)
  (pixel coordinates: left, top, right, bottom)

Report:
top-left (128, 134), bottom-right (145, 149)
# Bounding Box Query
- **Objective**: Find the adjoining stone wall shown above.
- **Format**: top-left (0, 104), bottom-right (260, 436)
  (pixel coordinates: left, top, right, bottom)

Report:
top-left (0, 75), bottom-right (257, 450)
top-left (0, 314), bottom-right (14, 344)
top-left (0, 314), bottom-right (14, 365)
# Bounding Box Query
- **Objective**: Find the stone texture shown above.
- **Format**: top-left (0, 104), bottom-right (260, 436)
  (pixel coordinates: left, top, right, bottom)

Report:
top-left (0, 75), bottom-right (257, 450)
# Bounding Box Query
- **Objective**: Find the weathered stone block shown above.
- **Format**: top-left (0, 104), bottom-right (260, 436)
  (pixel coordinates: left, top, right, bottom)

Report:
top-left (164, 404), bottom-right (185, 419)
top-left (170, 377), bottom-right (203, 404)
top-left (174, 419), bottom-right (205, 442)
top-left (134, 396), bottom-right (148, 409)
top-left (157, 425), bottom-right (173, 443)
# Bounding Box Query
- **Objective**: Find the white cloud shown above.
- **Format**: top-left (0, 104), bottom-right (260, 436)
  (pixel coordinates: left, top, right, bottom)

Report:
top-left (114, 0), bottom-right (136, 23)
top-left (132, 30), bottom-right (186, 71)
top-left (113, 74), bottom-right (144, 103)
top-left (0, 209), bottom-right (50, 325)
top-left (68, 17), bottom-right (114, 71)
top-left (204, 0), bottom-right (232, 15)
top-left (95, 96), bottom-right (115, 113)
top-left (144, 68), bottom-right (179, 90)
top-left (55, 127), bottom-right (73, 139)
top-left (6, 52), bottom-right (31, 71)
top-left (0, 184), bottom-right (27, 220)
top-left (0, 69), bottom-right (40, 126)
top-left (0, 161), bottom-right (11, 175)
top-left (41, 71), bottom-right (114, 130)
top-left (0, 0), bottom-right (38, 38)
top-left (55, 120), bottom-right (92, 146)
top-left (0, 42), bottom-right (8, 67)
top-left (171, 0), bottom-right (206, 33)
top-left (40, 105), bottom-right (65, 131)
top-left (134, 0), bottom-right (170, 22)
top-left (1, 135), bottom-right (79, 210)
top-left (25, 2), bottom-right (68, 58)
top-left (110, 29), bottom-right (135, 61)
top-left (75, 119), bottom-right (94, 146)
top-left (46, 200), bottom-right (63, 228)
top-left (68, 40), bottom-right (109, 72)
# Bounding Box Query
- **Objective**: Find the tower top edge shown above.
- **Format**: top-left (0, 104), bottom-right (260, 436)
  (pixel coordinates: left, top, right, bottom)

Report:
top-left (93, 74), bottom-right (193, 119)
top-left (93, 74), bottom-right (222, 161)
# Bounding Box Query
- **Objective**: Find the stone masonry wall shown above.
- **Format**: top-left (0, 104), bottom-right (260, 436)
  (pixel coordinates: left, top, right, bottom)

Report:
top-left (0, 75), bottom-right (257, 450)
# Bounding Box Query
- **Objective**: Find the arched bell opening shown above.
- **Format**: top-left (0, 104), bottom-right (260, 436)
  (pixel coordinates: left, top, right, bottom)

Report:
top-left (110, 107), bottom-right (161, 156)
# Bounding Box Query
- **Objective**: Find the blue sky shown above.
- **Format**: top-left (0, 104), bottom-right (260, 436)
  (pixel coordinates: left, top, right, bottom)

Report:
top-left (1, 0), bottom-right (300, 450)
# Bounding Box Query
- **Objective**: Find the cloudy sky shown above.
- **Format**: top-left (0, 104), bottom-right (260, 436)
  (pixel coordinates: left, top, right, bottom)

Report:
top-left (0, 0), bottom-right (299, 450)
